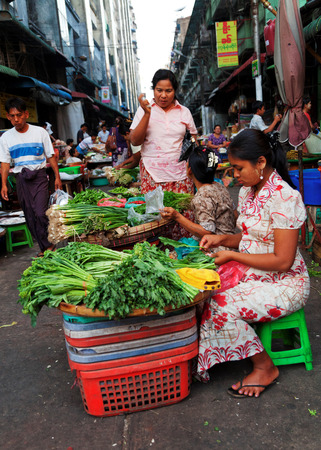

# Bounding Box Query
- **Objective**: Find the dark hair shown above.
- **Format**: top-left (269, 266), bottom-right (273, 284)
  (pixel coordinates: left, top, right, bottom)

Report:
top-left (69, 147), bottom-right (76, 157)
top-left (90, 130), bottom-right (98, 137)
top-left (81, 123), bottom-right (89, 129)
top-left (302, 96), bottom-right (311, 108)
top-left (66, 138), bottom-right (73, 145)
top-left (214, 124), bottom-right (221, 131)
top-left (5, 97), bottom-right (27, 113)
top-left (188, 147), bottom-right (218, 184)
top-left (228, 129), bottom-right (295, 188)
top-left (118, 121), bottom-right (130, 136)
top-left (252, 101), bottom-right (264, 114)
top-left (38, 121), bottom-right (47, 128)
top-left (152, 69), bottom-right (178, 92)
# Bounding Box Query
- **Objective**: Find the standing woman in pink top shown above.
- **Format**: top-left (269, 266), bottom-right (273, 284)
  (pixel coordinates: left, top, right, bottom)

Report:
top-left (130, 69), bottom-right (198, 195)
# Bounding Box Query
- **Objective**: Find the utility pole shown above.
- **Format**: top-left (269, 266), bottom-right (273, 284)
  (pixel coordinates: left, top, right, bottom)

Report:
top-left (252, 0), bottom-right (263, 100)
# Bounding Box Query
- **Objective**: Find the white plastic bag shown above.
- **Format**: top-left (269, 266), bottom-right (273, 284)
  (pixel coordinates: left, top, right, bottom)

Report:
top-left (144, 186), bottom-right (164, 213)
top-left (49, 189), bottom-right (72, 206)
top-left (127, 207), bottom-right (160, 227)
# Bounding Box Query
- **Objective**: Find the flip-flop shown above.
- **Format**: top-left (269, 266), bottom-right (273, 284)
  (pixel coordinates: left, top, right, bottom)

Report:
top-left (37, 252), bottom-right (44, 258)
top-left (227, 378), bottom-right (278, 398)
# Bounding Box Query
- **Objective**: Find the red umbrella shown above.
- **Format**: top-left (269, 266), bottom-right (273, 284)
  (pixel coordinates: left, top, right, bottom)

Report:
top-left (274, 0), bottom-right (310, 148)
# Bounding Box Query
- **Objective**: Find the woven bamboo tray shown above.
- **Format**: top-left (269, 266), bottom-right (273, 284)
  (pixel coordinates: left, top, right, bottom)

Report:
top-left (69, 218), bottom-right (174, 248)
top-left (57, 290), bottom-right (212, 318)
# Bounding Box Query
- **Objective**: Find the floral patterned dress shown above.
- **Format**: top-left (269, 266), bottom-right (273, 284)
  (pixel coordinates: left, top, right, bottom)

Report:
top-left (197, 171), bottom-right (310, 381)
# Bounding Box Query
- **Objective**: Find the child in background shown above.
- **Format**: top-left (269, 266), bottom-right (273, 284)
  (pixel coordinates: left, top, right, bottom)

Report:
top-left (63, 138), bottom-right (74, 161)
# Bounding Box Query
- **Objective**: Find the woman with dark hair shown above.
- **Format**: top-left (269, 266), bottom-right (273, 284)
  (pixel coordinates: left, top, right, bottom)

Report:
top-left (130, 69), bottom-right (197, 190)
top-left (207, 124), bottom-right (228, 161)
top-left (197, 129), bottom-right (310, 397)
top-left (160, 147), bottom-right (236, 242)
top-left (130, 69), bottom-right (197, 238)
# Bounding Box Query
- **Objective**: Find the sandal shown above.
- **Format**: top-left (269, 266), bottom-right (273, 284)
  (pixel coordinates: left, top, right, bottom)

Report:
top-left (227, 378), bottom-right (277, 398)
top-left (37, 252), bottom-right (44, 257)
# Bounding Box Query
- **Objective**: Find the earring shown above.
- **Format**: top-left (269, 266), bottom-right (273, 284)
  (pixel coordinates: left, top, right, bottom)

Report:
top-left (260, 169), bottom-right (264, 180)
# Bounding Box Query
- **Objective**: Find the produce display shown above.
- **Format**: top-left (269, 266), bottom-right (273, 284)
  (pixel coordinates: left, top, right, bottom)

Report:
top-left (109, 186), bottom-right (141, 198)
top-left (18, 241), bottom-right (216, 325)
top-left (286, 149), bottom-right (299, 160)
top-left (68, 189), bottom-right (107, 205)
top-left (134, 191), bottom-right (193, 215)
top-left (47, 204), bottom-right (129, 243)
top-left (105, 167), bottom-right (139, 186)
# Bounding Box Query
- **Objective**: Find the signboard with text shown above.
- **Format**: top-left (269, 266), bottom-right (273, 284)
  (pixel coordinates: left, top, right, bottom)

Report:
top-left (101, 86), bottom-right (110, 104)
top-left (216, 21), bottom-right (239, 68)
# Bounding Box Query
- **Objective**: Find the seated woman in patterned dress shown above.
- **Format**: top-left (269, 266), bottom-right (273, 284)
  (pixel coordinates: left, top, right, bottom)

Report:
top-left (159, 147), bottom-right (236, 246)
top-left (198, 129), bottom-right (310, 398)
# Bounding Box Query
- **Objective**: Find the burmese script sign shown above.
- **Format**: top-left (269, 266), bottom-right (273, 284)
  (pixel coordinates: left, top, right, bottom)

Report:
top-left (216, 21), bottom-right (239, 68)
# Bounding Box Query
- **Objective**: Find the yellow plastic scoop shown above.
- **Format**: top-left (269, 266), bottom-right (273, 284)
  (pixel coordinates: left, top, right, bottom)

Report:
top-left (176, 268), bottom-right (221, 291)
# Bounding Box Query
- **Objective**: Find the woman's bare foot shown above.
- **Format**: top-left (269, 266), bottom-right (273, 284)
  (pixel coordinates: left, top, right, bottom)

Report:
top-left (230, 351), bottom-right (279, 398)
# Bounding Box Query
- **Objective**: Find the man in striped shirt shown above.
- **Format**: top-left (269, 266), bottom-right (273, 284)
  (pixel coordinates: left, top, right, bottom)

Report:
top-left (0, 97), bottom-right (62, 256)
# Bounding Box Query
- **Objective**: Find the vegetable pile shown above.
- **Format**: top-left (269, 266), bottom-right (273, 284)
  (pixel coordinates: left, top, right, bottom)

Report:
top-left (109, 186), bottom-right (141, 198)
top-left (105, 167), bottom-right (139, 186)
top-left (47, 204), bottom-right (129, 243)
top-left (18, 241), bottom-right (216, 325)
top-left (69, 189), bottom-right (107, 205)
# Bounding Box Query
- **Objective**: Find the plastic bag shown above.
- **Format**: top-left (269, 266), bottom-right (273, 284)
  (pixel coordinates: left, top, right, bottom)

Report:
top-left (127, 207), bottom-right (160, 227)
top-left (176, 237), bottom-right (200, 259)
top-left (215, 261), bottom-right (249, 293)
top-left (49, 189), bottom-right (72, 206)
top-left (145, 186), bottom-right (164, 213)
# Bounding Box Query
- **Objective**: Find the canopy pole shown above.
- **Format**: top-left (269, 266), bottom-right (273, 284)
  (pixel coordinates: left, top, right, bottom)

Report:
top-left (252, 0), bottom-right (263, 100)
top-left (260, 0), bottom-right (277, 16)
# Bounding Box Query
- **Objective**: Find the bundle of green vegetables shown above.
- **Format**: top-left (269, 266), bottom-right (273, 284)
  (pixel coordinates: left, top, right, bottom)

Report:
top-left (47, 204), bottom-right (128, 244)
top-left (105, 167), bottom-right (139, 186)
top-left (134, 190), bottom-right (193, 215)
top-left (108, 186), bottom-right (141, 198)
top-left (69, 189), bottom-right (107, 205)
top-left (18, 241), bottom-right (215, 325)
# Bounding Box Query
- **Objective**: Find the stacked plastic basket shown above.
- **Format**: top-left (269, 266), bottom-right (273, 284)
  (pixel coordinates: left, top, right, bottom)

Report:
top-left (63, 307), bottom-right (198, 416)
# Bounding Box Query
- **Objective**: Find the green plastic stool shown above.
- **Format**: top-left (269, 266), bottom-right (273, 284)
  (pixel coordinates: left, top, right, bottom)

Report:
top-left (255, 309), bottom-right (313, 371)
top-left (5, 223), bottom-right (34, 252)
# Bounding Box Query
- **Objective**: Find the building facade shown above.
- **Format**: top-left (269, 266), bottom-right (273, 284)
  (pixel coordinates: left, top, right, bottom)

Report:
top-left (0, 0), bottom-right (140, 140)
top-left (170, 0), bottom-right (321, 135)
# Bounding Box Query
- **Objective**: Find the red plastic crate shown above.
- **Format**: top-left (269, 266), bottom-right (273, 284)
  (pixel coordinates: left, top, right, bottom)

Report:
top-left (77, 352), bottom-right (194, 416)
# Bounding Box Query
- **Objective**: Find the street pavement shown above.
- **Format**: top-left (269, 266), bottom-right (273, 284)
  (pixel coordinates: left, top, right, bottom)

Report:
top-left (1, 186), bottom-right (321, 450)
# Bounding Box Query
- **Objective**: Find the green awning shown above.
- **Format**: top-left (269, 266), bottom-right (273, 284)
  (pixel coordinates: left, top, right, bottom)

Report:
top-left (0, 65), bottom-right (19, 77)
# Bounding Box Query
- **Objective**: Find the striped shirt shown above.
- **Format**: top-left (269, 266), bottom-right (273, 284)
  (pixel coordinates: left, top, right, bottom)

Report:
top-left (0, 124), bottom-right (54, 173)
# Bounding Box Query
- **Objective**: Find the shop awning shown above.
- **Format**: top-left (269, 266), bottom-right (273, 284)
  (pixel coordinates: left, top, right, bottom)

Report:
top-left (91, 97), bottom-right (127, 118)
top-left (0, 64), bottom-right (19, 78)
top-left (218, 54), bottom-right (266, 90)
top-left (15, 76), bottom-right (72, 101)
top-left (71, 91), bottom-right (93, 101)
top-left (206, 54), bottom-right (266, 104)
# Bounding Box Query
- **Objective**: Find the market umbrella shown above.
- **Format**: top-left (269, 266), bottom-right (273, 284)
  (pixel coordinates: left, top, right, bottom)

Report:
top-left (274, 0), bottom-right (310, 149)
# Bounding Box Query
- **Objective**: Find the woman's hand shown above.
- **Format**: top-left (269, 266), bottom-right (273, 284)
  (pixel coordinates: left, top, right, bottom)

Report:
top-left (200, 234), bottom-right (224, 250)
top-left (159, 207), bottom-right (179, 221)
top-left (210, 251), bottom-right (235, 265)
top-left (138, 93), bottom-right (151, 115)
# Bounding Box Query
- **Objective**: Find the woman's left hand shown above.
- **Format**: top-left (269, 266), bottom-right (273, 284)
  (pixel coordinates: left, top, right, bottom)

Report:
top-left (210, 250), bottom-right (235, 265)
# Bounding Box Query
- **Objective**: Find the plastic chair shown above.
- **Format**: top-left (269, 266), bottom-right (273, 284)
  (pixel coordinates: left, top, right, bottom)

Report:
top-left (5, 223), bottom-right (33, 252)
top-left (255, 309), bottom-right (313, 371)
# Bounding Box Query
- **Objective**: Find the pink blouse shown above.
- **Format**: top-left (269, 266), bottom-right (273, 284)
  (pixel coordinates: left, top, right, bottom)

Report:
top-left (130, 100), bottom-right (197, 182)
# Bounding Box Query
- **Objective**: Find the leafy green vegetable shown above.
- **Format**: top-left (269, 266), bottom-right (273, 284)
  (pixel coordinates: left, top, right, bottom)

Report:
top-left (159, 236), bottom-right (199, 249)
top-left (85, 242), bottom-right (199, 318)
top-left (69, 189), bottom-right (106, 205)
top-left (109, 187), bottom-right (141, 198)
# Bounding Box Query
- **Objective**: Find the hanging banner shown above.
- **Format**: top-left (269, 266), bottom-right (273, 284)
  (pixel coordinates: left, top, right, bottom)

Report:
top-left (216, 21), bottom-right (239, 68)
top-left (101, 86), bottom-right (110, 104)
